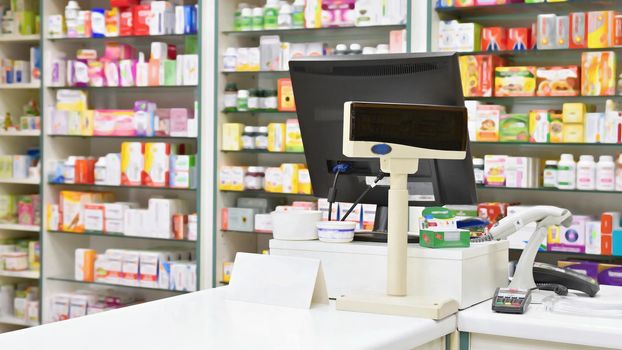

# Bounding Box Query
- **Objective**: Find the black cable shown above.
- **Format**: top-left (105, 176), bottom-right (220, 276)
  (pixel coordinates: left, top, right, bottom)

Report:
top-left (327, 171), bottom-right (341, 221)
top-left (341, 172), bottom-right (386, 221)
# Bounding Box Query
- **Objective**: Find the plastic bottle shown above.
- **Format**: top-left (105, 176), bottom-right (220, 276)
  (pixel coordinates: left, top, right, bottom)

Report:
top-left (278, 3), bottom-right (293, 29)
top-left (234, 3), bottom-right (249, 31)
top-left (597, 155), bottom-right (616, 191)
top-left (136, 52), bottom-right (149, 87)
top-left (472, 158), bottom-right (485, 185)
top-left (556, 154), bottom-right (576, 190)
top-left (223, 83), bottom-right (238, 111)
top-left (292, 0), bottom-right (305, 28)
top-left (349, 43), bottom-right (362, 55)
top-left (252, 7), bottom-right (264, 30)
top-left (263, 0), bottom-right (279, 29)
top-left (543, 160), bottom-right (558, 188)
top-left (237, 89), bottom-right (249, 111)
top-left (576, 155), bottom-right (596, 190)
top-left (240, 7), bottom-right (253, 31)
top-left (334, 44), bottom-right (348, 55)
top-left (65, 1), bottom-right (81, 37)
top-left (616, 154), bottom-right (622, 191)
top-left (223, 47), bottom-right (237, 71)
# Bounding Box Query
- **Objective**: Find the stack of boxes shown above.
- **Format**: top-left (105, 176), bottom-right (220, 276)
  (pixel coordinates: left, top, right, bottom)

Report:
top-left (50, 290), bottom-right (137, 322)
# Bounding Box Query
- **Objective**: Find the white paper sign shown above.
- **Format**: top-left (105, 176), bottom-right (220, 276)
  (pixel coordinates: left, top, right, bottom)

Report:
top-left (226, 253), bottom-right (328, 309)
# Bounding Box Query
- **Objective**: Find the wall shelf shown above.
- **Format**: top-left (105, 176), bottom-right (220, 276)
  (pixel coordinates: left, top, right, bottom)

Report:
top-left (0, 83), bottom-right (39, 90)
top-left (0, 270), bottom-right (40, 279)
top-left (471, 142), bottom-right (622, 148)
top-left (0, 224), bottom-right (40, 232)
top-left (47, 183), bottom-right (196, 191)
top-left (220, 149), bottom-right (304, 155)
top-left (0, 178), bottom-right (39, 185)
top-left (457, 47), bottom-right (622, 58)
top-left (0, 315), bottom-right (38, 327)
top-left (222, 24), bottom-right (406, 36)
top-left (435, 0), bottom-right (619, 18)
top-left (0, 130), bottom-right (41, 137)
top-left (47, 85), bottom-right (197, 91)
top-left (47, 277), bottom-right (190, 293)
top-left (220, 189), bottom-right (314, 197)
top-left (0, 34), bottom-right (39, 43)
top-left (477, 185), bottom-right (622, 195)
top-left (47, 33), bottom-right (197, 42)
top-left (49, 230), bottom-right (196, 244)
top-left (48, 134), bottom-right (197, 141)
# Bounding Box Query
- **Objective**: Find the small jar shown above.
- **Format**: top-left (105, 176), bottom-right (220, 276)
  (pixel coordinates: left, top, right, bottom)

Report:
top-left (237, 89), bottom-right (249, 111)
top-left (240, 7), bottom-right (253, 31)
top-left (264, 90), bottom-right (278, 110)
top-left (257, 89), bottom-right (267, 110)
top-left (543, 160), bottom-right (558, 188)
top-left (244, 166), bottom-right (266, 190)
top-left (223, 47), bottom-right (237, 72)
top-left (252, 7), bottom-right (264, 31)
top-left (349, 43), bottom-right (362, 55)
top-left (248, 88), bottom-right (259, 110)
top-left (223, 83), bottom-right (238, 111)
top-left (472, 158), bottom-right (485, 185)
top-left (255, 126), bottom-right (269, 149)
top-left (334, 44), bottom-right (348, 55)
top-left (242, 126), bottom-right (257, 149)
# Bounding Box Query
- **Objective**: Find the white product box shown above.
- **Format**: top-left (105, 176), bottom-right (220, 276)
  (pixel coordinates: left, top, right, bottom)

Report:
top-left (69, 294), bottom-right (97, 319)
top-left (188, 213), bottom-right (197, 241)
top-left (148, 198), bottom-right (187, 238)
top-left (585, 221), bottom-right (602, 255)
top-left (182, 55), bottom-right (198, 85)
top-left (104, 249), bottom-right (125, 284)
top-left (94, 254), bottom-right (108, 282)
top-left (84, 204), bottom-right (105, 232)
top-left (270, 239), bottom-right (509, 309)
top-left (105, 219), bottom-right (124, 234)
top-left (105, 202), bottom-right (138, 220)
top-left (121, 250), bottom-right (140, 286)
top-left (158, 260), bottom-right (173, 290)
top-left (171, 261), bottom-right (196, 292)
top-left (254, 214), bottom-right (273, 233)
top-left (139, 251), bottom-right (168, 288)
top-left (51, 294), bottom-right (71, 322)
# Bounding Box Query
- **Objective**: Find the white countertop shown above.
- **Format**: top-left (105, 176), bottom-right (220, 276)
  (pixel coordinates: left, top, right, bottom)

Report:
top-left (458, 285), bottom-right (622, 349)
top-left (0, 287), bottom-right (457, 350)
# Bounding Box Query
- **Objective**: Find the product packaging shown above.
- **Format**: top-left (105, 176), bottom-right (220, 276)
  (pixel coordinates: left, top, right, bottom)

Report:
top-left (535, 66), bottom-right (579, 96)
top-left (494, 66), bottom-right (536, 96)
top-left (581, 51), bottom-right (616, 96)
top-left (499, 114), bottom-right (529, 142)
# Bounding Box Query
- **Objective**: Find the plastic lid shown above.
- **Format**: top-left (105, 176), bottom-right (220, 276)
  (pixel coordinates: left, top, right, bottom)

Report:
top-left (237, 89), bottom-right (249, 96)
top-left (66, 1), bottom-right (80, 9)
top-left (599, 155), bottom-right (614, 163)
top-left (560, 154), bottom-right (575, 162)
top-left (257, 126), bottom-right (268, 133)
top-left (241, 7), bottom-right (252, 16)
top-left (579, 155), bottom-right (594, 162)
top-left (266, 0), bottom-right (278, 6)
top-left (253, 7), bottom-right (263, 15)
top-left (248, 166), bottom-right (265, 173)
top-left (545, 160), bottom-right (558, 166)
top-left (280, 4), bottom-right (292, 13)
top-left (336, 44), bottom-right (348, 51)
top-left (243, 126), bottom-right (255, 133)
top-left (350, 43), bottom-right (362, 51)
top-left (472, 158), bottom-right (484, 166)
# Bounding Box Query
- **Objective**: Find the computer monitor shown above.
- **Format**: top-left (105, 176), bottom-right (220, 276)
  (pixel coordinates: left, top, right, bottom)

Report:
top-left (289, 53), bottom-right (476, 231)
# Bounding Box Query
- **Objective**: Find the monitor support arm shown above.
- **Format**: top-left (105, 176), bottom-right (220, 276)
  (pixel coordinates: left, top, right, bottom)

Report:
top-left (381, 158), bottom-right (419, 296)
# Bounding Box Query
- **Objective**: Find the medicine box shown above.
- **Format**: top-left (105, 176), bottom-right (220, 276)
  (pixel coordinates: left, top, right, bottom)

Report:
top-left (121, 142), bottom-right (144, 186)
top-left (142, 142), bottom-right (171, 187)
top-left (494, 66), bottom-right (536, 96)
top-left (588, 11), bottom-right (615, 48)
top-left (581, 51), bottom-right (616, 96)
top-left (585, 221), bottom-right (602, 255)
top-left (458, 55), bottom-right (504, 97)
top-left (121, 250), bottom-right (140, 286)
top-left (221, 207), bottom-right (256, 232)
top-left (475, 105), bottom-right (504, 142)
top-left (536, 66), bottom-right (579, 97)
top-left (548, 215), bottom-right (589, 253)
top-left (75, 248), bottom-right (96, 282)
top-left (499, 114), bottom-right (528, 142)
top-left (529, 110), bottom-right (550, 143)
top-left (484, 155), bottom-right (506, 187)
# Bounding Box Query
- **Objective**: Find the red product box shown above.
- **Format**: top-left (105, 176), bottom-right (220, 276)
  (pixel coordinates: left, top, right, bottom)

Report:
top-left (482, 27), bottom-right (508, 51)
top-left (570, 12), bottom-right (587, 48)
top-left (615, 15), bottom-right (622, 46)
top-left (110, 0), bottom-right (139, 7)
top-left (132, 5), bottom-right (150, 36)
top-left (458, 54), bottom-right (506, 97)
top-left (120, 7), bottom-right (133, 36)
top-left (477, 202), bottom-right (509, 229)
top-left (530, 23), bottom-right (538, 50)
top-left (508, 27), bottom-right (531, 51)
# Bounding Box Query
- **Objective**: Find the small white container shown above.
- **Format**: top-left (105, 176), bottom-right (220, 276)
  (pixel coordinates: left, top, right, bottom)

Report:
top-left (272, 209), bottom-right (321, 240)
top-left (316, 221), bottom-right (357, 243)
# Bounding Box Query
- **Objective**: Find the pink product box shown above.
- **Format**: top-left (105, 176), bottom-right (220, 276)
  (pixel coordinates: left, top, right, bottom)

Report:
top-left (103, 60), bottom-right (120, 87)
top-left (475, 0), bottom-right (523, 5)
top-left (155, 108), bottom-right (171, 136)
top-left (169, 108), bottom-right (193, 137)
top-left (93, 110), bottom-right (136, 136)
top-left (104, 43), bottom-right (135, 61)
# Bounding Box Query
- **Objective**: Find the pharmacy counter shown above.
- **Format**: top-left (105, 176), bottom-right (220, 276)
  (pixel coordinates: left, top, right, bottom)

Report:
top-left (0, 287), bottom-right (458, 350)
top-left (458, 285), bottom-right (622, 350)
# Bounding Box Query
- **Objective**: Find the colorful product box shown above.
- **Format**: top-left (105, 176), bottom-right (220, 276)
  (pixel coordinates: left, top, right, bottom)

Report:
top-left (598, 263), bottom-right (622, 286)
top-left (285, 119), bottom-right (303, 152)
top-left (93, 110), bottom-right (136, 136)
top-left (570, 12), bottom-right (587, 48)
top-left (549, 111), bottom-right (564, 143)
top-left (585, 221), bottom-right (602, 255)
top-left (477, 202), bottom-right (509, 229)
top-left (558, 260), bottom-right (599, 280)
top-left (499, 114), bottom-right (529, 142)
top-left (529, 110), bottom-right (551, 143)
top-left (581, 51), bottom-right (616, 96)
top-left (142, 143), bottom-right (171, 187)
top-left (555, 16), bottom-right (569, 49)
top-left (537, 14), bottom-right (556, 50)
top-left (562, 124), bottom-right (584, 143)
top-left (459, 55), bottom-right (505, 97)
top-left (277, 78), bottom-right (296, 112)
top-left (548, 215), bottom-right (590, 253)
top-left (508, 27), bottom-right (530, 51)
top-left (481, 27), bottom-right (507, 51)
top-left (494, 66), bottom-right (536, 96)
top-left (562, 103), bottom-right (587, 123)
top-left (475, 105), bottom-right (504, 142)
top-left (587, 11), bottom-right (615, 48)
top-left (615, 15), bottom-right (622, 47)
top-left (535, 66), bottom-right (580, 96)
top-left (120, 142), bottom-right (144, 186)
top-left (484, 155), bottom-right (507, 187)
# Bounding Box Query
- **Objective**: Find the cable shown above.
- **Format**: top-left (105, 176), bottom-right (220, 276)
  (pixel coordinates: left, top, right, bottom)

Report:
top-left (341, 172), bottom-right (386, 222)
top-left (534, 283), bottom-right (568, 296)
top-left (327, 163), bottom-right (351, 221)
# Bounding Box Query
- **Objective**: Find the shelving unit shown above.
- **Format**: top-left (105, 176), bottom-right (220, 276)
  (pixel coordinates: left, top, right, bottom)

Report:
top-left (39, 0), bottom-right (205, 325)
top-left (428, 0), bottom-right (622, 262)
top-left (213, 0), bottom-right (412, 285)
top-left (0, 0), bottom-right (42, 333)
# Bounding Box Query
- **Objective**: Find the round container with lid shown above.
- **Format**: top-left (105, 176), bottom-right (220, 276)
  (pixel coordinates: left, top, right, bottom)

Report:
top-left (472, 158), bottom-right (484, 185)
top-left (597, 155), bottom-right (615, 191)
top-left (242, 126), bottom-right (257, 149)
top-left (251, 7), bottom-right (264, 30)
top-left (240, 7), bottom-right (253, 31)
top-left (248, 89), bottom-right (259, 110)
top-left (349, 43), bottom-right (362, 55)
top-left (576, 155), bottom-right (596, 190)
top-left (264, 90), bottom-right (278, 110)
top-left (543, 160), bottom-right (558, 188)
top-left (335, 44), bottom-right (348, 55)
top-left (557, 154), bottom-right (576, 190)
top-left (255, 126), bottom-right (269, 149)
top-left (223, 82), bottom-right (238, 110)
top-left (317, 221), bottom-right (357, 243)
top-left (223, 47), bottom-right (238, 72)
top-left (244, 166), bottom-right (266, 190)
top-left (237, 89), bottom-right (249, 111)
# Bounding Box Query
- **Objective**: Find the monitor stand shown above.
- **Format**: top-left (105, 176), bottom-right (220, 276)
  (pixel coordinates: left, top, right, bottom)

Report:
top-left (353, 206), bottom-right (419, 244)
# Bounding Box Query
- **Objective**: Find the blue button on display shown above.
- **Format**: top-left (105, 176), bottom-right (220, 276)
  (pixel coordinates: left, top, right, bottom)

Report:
top-left (371, 144), bottom-right (392, 155)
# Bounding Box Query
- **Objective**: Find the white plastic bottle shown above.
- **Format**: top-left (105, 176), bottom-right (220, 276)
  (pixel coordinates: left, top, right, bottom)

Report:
top-left (616, 154), bottom-right (622, 191)
top-left (557, 153), bottom-right (576, 190)
top-left (576, 155), bottom-right (596, 190)
top-left (65, 1), bottom-right (81, 37)
top-left (136, 52), bottom-right (149, 87)
top-left (278, 3), bottom-right (293, 29)
top-left (597, 155), bottom-right (616, 191)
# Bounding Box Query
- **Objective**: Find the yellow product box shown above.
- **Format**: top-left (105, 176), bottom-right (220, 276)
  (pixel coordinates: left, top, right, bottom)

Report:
top-left (268, 123), bottom-right (286, 152)
top-left (562, 124), bottom-right (584, 143)
top-left (222, 123), bottom-right (244, 151)
top-left (60, 191), bottom-right (113, 233)
top-left (219, 166), bottom-right (231, 190)
top-left (142, 142), bottom-right (171, 187)
top-left (549, 111), bottom-right (564, 143)
top-left (120, 142), bottom-right (144, 186)
top-left (0, 194), bottom-right (16, 223)
top-left (0, 155), bottom-right (13, 179)
top-left (223, 262), bottom-right (233, 283)
top-left (56, 90), bottom-right (88, 112)
top-left (562, 103), bottom-right (587, 124)
top-left (229, 166), bottom-right (246, 191)
top-left (298, 168), bottom-right (312, 195)
top-left (67, 111), bottom-right (82, 135)
top-left (285, 119), bottom-right (303, 153)
top-left (494, 66), bottom-right (536, 97)
top-left (281, 163), bottom-right (304, 194)
top-left (28, 241), bottom-right (40, 271)
top-left (264, 167), bottom-right (283, 193)
top-left (587, 11), bottom-right (615, 49)
top-left (80, 110), bottom-right (94, 136)
top-left (548, 225), bottom-right (561, 244)
top-left (46, 204), bottom-right (60, 231)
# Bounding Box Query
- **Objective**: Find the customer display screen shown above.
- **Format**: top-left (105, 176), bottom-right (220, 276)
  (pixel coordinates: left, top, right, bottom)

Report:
top-left (349, 102), bottom-right (468, 151)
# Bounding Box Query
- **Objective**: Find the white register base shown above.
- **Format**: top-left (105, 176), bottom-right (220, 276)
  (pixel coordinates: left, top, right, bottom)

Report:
top-left (269, 239), bottom-right (509, 309)
top-left (0, 287), bottom-right (457, 350)
top-left (458, 285), bottom-right (622, 350)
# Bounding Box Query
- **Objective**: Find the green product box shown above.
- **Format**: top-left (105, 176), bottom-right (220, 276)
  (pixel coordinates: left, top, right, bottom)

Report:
top-left (163, 60), bottom-right (177, 86)
top-left (499, 114), bottom-right (529, 142)
top-left (0, 155), bottom-right (13, 179)
top-left (420, 230), bottom-right (471, 248)
top-left (524, 0), bottom-right (545, 3)
top-left (185, 36), bottom-right (198, 55)
top-left (0, 195), bottom-right (16, 224)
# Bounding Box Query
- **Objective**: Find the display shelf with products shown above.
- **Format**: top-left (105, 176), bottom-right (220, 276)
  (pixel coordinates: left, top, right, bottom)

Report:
top-left (0, 270), bottom-right (39, 279)
top-left (0, 315), bottom-right (38, 328)
top-left (40, 0), bottom-right (204, 326)
top-left (214, 0), bottom-right (412, 285)
top-left (0, 83), bottom-right (40, 90)
top-left (434, 0), bottom-right (619, 18)
top-left (0, 35), bottom-right (40, 43)
top-left (0, 224), bottom-right (39, 232)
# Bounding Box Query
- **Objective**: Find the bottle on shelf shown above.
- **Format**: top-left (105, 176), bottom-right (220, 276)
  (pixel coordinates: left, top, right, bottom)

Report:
top-left (595, 155), bottom-right (615, 191)
top-left (240, 7), bottom-right (253, 31)
top-left (543, 160), bottom-right (558, 188)
top-left (278, 3), bottom-right (293, 29)
top-left (252, 7), bottom-right (264, 31)
top-left (292, 0), bottom-right (305, 29)
top-left (557, 153), bottom-right (576, 190)
top-left (136, 52), bottom-right (149, 87)
top-left (237, 89), bottom-right (249, 111)
top-left (264, 0), bottom-right (279, 30)
top-left (224, 83), bottom-right (238, 111)
top-left (65, 1), bottom-right (80, 38)
top-left (576, 155), bottom-right (596, 191)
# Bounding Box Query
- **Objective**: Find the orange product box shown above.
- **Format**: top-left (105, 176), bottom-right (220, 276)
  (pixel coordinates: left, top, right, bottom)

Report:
top-left (455, 0), bottom-right (475, 6)
top-left (615, 15), bottom-right (622, 46)
top-left (587, 11), bottom-right (615, 48)
top-left (535, 66), bottom-right (580, 96)
top-left (277, 78), bottom-right (296, 112)
top-left (508, 27), bottom-right (530, 51)
top-left (458, 55), bottom-right (505, 97)
top-left (570, 12), bottom-right (587, 48)
top-left (581, 51), bottom-right (616, 96)
top-left (481, 27), bottom-right (507, 51)
top-left (60, 191), bottom-right (114, 233)
top-left (494, 66), bottom-right (536, 97)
